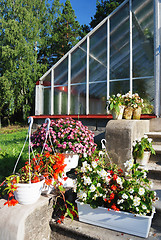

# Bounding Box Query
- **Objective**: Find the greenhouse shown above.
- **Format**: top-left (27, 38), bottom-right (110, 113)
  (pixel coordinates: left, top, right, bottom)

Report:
top-left (35, 0), bottom-right (161, 117)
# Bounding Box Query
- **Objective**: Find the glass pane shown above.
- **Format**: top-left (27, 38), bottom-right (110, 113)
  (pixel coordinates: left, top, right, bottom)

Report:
top-left (110, 80), bottom-right (130, 96)
top-left (89, 83), bottom-right (107, 114)
top-left (132, 0), bottom-right (154, 77)
top-left (43, 71), bottom-right (51, 86)
top-left (54, 87), bottom-right (68, 114)
top-left (54, 58), bottom-right (68, 85)
top-left (89, 22), bottom-right (107, 82)
top-left (133, 77), bottom-right (154, 106)
top-left (44, 88), bottom-right (51, 115)
top-left (110, 3), bottom-right (130, 79)
top-left (71, 41), bottom-right (87, 84)
top-left (70, 84), bottom-right (86, 114)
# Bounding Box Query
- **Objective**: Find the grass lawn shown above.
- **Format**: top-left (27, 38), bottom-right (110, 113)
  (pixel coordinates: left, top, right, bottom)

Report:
top-left (0, 125), bottom-right (29, 182)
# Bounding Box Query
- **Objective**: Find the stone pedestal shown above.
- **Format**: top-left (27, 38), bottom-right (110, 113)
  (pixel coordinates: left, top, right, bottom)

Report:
top-left (105, 120), bottom-right (150, 171)
top-left (0, 195), bottom-right (52, 240)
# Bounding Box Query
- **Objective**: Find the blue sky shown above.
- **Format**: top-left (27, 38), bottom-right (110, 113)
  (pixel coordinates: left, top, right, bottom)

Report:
top-left (60, 0), bottom-right (97, 25)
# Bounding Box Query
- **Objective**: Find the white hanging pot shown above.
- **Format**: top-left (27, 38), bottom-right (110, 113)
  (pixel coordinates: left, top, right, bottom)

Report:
top-left (14, 178), bottom-right (45, 205)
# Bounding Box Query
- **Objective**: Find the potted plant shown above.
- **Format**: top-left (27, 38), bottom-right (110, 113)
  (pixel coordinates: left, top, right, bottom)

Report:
top-left (31, 118), bottom-right (97, 156)
top-left (122, 92), bottom-right (144, 119)
top-left (132, 135), bottom-right (155, 166)
top-left (75, 153), bottom-right (158, 238)
top-left (106, 93), bottom-right (124, 119)
top-left (0, 160), bottom-right (45, 206)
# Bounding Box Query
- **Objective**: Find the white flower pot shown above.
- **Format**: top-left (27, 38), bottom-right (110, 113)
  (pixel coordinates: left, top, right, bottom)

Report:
top-left (111, 105), bottom-right (125, 120)
top-left (136, 151), bottom-right (151, 166)
top-left (76, 200), bottom-right (153, 238)
top-left (59, 152), bottom-right (79, 188)
top-left (14, 179), bottom-right (45, 205)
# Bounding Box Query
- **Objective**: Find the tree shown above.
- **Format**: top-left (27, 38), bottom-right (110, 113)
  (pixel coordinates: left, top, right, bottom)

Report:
top-left (49, 0), bottom-right (82, 65)
top-left (0, 0), bottom-right (48, 122)
top-left (90, 0), bottom-right (124, 29)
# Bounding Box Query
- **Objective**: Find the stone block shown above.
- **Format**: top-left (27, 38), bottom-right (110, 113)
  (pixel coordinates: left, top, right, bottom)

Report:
top-left (0, 195), bottom-right (52, 240)
top-left (105, 120), bottom-right (150, 171)
top-left (150, 118), bottom-right (161, 132)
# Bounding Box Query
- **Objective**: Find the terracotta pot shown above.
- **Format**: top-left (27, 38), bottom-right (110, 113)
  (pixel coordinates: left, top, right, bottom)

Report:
top-left (123, 107), bottom-right (133, 120)
top-left (133, 107), bottom-right (142, 120)
top-left (111, 105), bottom-right (125, 120)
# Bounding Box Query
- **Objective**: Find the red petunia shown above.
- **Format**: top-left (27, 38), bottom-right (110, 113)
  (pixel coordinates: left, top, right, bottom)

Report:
top-left (113, 174), bottom-right (117, 181)
top-left (111, 185), bottom-right (117, 191)
top-left (110, 193), bottom-right (115, 200)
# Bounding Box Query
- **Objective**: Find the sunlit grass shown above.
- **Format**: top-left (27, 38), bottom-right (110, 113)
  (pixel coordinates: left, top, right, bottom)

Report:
top-left (0, 126), bottom-right (29, 182)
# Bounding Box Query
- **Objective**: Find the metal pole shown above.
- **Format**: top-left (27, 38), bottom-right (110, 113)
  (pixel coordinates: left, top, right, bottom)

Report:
top-left (86, 36), bottom-right (90, 115)
top-left (154, 0), bottom-right (161, 117)
top-left (51, 69), bottom-right (54, 115)
top-left (68, 53), bottom-right (71, 115)
top-left (107, 18), bottom-right (110, 113)
top-left (129, 0), bottom-right (133, 93)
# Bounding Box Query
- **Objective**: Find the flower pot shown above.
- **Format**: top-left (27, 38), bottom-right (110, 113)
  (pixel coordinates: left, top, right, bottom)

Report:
top-left (14, 179), bottom-right (45, 205)
top-left (76, 200), bottom-right (153, 238)
top-left (136, 151), bottom-right (151, 166)
top-left (59, 152), bottom-right (79, 188)
top-left (133, 107), bottom-right (142, 120)
top-left (111, 105), bottom-right (125, 120)
top-left (123, 107), bottom-right (133, 120)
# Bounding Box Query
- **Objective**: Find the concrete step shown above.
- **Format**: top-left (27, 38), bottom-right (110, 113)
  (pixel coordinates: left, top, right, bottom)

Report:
top-left (146, 132), bottom-right (161, 145)
top-left (153, 145), bottom-right (161, 153)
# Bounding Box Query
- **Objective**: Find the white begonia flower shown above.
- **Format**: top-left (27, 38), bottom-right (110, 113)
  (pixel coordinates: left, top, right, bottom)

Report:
top-left (105, 177), bottom-right (110, 184)
top-left (152, 206), bottom-right (156, 213)
top-left (122, 193), bottom-right (128, 199)
top-left (136, 207), bottom-right (139, 212)
top-left (92, 161), bottom-right (97, 168)
top-left (88, 167), bottom-right (92, 171)
top-left (90, 184), bottom-right (96, 192)
top-left (130, 195), bottom-right (133, 200)
top-left (83, 153), bottom-right (87, 158)
top-left (83, 176), bottom-right (92, 185)
top-left (132, 141), bottom-right (136, 147)
top-left (94, 194), bottom-right (98, 199)
top-left (120, 206), bottom-right (123, 209)
top-left (77, 190), bottom-right (87, 200)
top-left (97, 183), bottom-right (101, 187)
top-left (81, 167), bottom-right (87, 172)
top-left (116, 177), bottom-right (122, 185)
top-left (124, 159), bottom-right (134, 171)
top-left (138, 187), bottom-right (145, 196)
top-left (117, 93), bottom-right (121, 97)
top-left (82, 161), bottom-right (88, 168)
top-left (148, 138), bottom-right (152, 143)
top-left (133, 196), bottom-right (141, 207)
top-left (98, 169), bottom-right (108, 179)
top-left (117, 199), bottom-right (124, 205)
top-left (147, 209), bottom-right (150, 213)
top-left (142, 205), bottom-right (147, 210)
top-left (143, 172), bottom-right (147, 179)
top-left (129, 189), bottom-right (134, 194)
top-left (144, 135), bottom-right (148, 139)
top-left (149, 181), bottom-right (153, 188)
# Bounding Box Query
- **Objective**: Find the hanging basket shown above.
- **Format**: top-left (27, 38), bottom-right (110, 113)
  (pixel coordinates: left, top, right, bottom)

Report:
top-left (14, 178), bottom-right (45, 205)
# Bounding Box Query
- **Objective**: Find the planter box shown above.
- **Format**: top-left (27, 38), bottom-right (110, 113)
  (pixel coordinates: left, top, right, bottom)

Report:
top-left (76, 200), bottom-right (153, 238)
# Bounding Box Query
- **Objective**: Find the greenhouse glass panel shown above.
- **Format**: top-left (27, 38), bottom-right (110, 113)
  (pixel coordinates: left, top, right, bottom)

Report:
top-left (132, 0), bottom-right (154, 77)
top-left (133, 77), bottom-right (154, 107)
top-left (44, 88), bottom-right (51, 115)
top-left (89, 22), bottom-right (107, 83)
top-left (70, 84), bottom-right (86, 114)
top-left (89, 82), bottom-right (107, 114)
top-left (110, 80), bottom-right (130, 95)
top-left (54, 86), bottom-right (68, 114)
top-left (54, 58), bottom-right (68, 85)
top-left (71, 42), bottom-right (87, 84)
top-left (110, 2), bottom-right (130, 80)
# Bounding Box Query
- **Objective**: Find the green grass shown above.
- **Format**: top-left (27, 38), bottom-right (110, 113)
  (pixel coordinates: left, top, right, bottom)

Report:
top-left (0, 126), bottom-right (29, 182)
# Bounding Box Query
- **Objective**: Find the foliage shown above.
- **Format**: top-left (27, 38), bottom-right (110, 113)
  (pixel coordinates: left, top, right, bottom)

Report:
top-left (122, 92), bottom-right (144, 109)
top-left (76, 154), bottom-right (158, 216)
top-left (90, 0), bottom-right (124, 29)
top-left (0, 0), bottom-right (83, 123)
top-left (0, 128), bottom-right (28, 182)
top-left (106, 93), bottom-right (124, 113)
top-left (31, 118), bottom-right (97, 155)
top-left (132, 135), bottom-right (155, 159)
